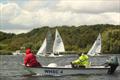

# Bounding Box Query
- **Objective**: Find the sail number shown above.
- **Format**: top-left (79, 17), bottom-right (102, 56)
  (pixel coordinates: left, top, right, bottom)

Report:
top-left (44, 69), bottom-right (63, 74)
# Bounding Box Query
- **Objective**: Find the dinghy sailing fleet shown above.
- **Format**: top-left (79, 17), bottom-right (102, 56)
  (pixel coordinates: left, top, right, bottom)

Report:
top-left (12, 29), bottom-right (101, 57)
top-left (36, 30), bottom-right (102, 57)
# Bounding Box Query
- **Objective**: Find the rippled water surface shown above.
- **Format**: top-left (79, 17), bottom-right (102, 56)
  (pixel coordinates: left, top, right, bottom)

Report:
top-left (0, 54), bottom-right (120, 80)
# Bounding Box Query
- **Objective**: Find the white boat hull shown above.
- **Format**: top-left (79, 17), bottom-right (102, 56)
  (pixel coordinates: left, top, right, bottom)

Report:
top-left (24, 66), bottom-right (110, 76)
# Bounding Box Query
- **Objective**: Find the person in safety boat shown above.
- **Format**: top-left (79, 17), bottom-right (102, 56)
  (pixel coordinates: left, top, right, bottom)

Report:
top-left (23, 48), bottom-right (42, 67)
top-left (71, 53), bottom-right (90, 68)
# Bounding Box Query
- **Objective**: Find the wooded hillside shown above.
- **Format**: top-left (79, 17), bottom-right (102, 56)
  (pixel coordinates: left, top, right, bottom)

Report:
top-left (0, 24), bottom-right (120, 54)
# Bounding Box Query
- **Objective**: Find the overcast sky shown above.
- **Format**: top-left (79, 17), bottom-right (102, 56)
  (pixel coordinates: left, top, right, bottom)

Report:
top-left (0, 0), bottom-right (120, 34)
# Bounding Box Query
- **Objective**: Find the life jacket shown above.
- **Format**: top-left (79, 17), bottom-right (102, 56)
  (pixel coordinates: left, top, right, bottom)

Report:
top-left (72, 54), bottom-right (89, 67)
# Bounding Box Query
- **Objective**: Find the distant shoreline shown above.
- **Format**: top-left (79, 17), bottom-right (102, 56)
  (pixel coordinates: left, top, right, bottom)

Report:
top-left (0, 50), bottom-right (119, 55)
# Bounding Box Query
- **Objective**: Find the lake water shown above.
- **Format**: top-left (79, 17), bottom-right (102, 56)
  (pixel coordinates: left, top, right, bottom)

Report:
top-left (0, 54), bottom-right (120, 80)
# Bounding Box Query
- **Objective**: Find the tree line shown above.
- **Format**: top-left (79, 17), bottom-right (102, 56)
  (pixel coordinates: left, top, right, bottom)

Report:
top-left (0, 24), bottom-right (120, 55)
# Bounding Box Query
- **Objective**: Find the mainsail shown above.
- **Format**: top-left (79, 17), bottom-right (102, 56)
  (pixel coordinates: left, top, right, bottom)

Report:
top-left (53, 29), bottom-right (65, 53)
top-left (46, 31), bottom-right (53, 53)
top-left (36, 38), bottom-right (46, 55)
top-left (87, 33), bottom-right (101, 56)
top-left (37, 31), bottom-right (53, 55)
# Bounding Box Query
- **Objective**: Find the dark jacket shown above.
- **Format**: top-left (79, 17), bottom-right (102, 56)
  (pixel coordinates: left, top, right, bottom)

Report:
top-left (24, 48), bottom-right (41, 67)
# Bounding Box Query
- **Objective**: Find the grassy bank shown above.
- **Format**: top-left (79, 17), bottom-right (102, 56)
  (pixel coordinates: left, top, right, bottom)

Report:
top-left (0, 50), bottom-right (12, 55)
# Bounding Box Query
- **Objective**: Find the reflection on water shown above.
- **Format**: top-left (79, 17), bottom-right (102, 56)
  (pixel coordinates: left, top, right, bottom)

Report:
top-left (0, 54), bottom-right (120, 80)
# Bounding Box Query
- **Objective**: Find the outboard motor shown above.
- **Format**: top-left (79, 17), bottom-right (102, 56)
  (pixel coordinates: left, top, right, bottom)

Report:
top-left (107, 56), bottom-right (119, 74)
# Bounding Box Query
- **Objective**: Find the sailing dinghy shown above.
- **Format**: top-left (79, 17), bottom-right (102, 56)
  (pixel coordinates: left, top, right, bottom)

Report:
top-left (52, 29), bottom-right (65, 56)
top-left (37, 31), bottom-right (53, 56)
top-left (37, 29), bottom-right (65, 57)
top-left (87, 33), bottom-right (101, 56)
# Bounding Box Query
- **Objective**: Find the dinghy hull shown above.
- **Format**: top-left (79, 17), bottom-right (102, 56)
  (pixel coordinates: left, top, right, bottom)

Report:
top-left (24, 66), bottom-right (110, 76)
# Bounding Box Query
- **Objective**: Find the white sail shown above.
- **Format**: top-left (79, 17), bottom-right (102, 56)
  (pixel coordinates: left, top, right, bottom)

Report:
top-left (36, 38), bottom-right (47, 55)
top-left (37, 31), bottom-right (53, 55)
top-left (37, 29), bottom-right (65, 57)
top-left (87, 33), bottom-right (101, 56)
top-left (53, 29), bottom-right (65, 53)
